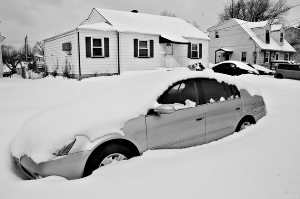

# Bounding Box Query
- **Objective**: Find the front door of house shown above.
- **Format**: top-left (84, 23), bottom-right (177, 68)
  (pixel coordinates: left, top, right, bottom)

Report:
top-left (165, 43), bottom-right (173, 55)
top-left (225, 53), bottom-right (230, 61)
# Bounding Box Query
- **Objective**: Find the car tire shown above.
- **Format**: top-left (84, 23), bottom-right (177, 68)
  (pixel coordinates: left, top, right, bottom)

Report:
top-left (275, 74), bottom-right (283, 79)
top-left (235, 118), bottom-right (254, 132)
top-left (83, 142), bottom-right (136, 177)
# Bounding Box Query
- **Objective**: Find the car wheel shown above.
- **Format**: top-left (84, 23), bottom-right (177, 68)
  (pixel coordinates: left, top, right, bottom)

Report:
top-left (83, 142), bottom-right (136, 177)
top-left (275, 74), bottom-right (283, 79)
top-left (235, 118), bottom-right (254, 132)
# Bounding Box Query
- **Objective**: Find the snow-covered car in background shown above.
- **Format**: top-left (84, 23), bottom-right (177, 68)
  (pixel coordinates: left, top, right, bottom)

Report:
top-left (11, 71), bottom-right (266, 180)
top-left (212, 60), bottom-right (259, 76)
top-left (247, 63), bottom-right (275, 75)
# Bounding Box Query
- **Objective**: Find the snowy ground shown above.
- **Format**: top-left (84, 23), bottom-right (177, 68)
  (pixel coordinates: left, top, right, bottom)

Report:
top-left (1, 73), bottom-right (300, 198)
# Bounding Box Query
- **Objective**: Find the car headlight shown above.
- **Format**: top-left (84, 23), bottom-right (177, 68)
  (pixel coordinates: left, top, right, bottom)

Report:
top-left (53, 139), bottom-right (76, 156)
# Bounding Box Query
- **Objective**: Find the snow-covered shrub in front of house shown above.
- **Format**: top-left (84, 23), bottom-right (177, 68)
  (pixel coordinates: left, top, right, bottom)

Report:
top-left (187, 61), bottom-right (205, 71)
top-left (10, 70), bottom-right (262, 164)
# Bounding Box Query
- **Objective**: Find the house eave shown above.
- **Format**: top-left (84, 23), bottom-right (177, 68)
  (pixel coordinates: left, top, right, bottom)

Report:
top-left (43, 28), bottom-right (77, 42)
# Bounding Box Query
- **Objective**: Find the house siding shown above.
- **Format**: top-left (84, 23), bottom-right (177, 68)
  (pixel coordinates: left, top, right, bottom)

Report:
top-left (85, 9), bottom-right (107, 25)
top-left (118, 33), bottom-right (165, 72)
top-left (173, 38), bottom-right (209, 67)
top-left (208, 20), bottom-right (256, 64)
top-left (79, 30), bottom-right (118, 75)
top-left (44, 31), bottom-right (79, 76)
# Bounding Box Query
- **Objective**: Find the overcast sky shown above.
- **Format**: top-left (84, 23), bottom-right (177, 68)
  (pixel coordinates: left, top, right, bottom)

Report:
top-left (0, 0), bottom-right (299, 48)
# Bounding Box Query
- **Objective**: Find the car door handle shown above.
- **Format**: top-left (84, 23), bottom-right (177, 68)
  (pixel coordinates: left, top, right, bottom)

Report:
top-left (236, 106), bottom-right (241, 110)
top-left (196, 117), bottom-right (204, 121)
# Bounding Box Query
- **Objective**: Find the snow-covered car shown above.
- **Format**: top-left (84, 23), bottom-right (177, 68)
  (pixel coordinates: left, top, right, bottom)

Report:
top-left (212, 60), bottom-right (259, 76)
top-left (247, 63), bottom-right (275, 75)
top-left (11, 71), bottom-right (266, 180)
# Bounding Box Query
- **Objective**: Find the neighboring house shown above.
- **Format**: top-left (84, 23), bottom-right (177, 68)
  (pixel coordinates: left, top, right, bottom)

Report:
top-left (207, 19), bottom-right (296, 68)
top-left (44, 8), bottom-right (209, 79)
top-left (33, 53), bottom-right (45, 67)
top-left (285, 27), bottom-right (300, 63)
top-left (0, 33), bottom-right (5, 77)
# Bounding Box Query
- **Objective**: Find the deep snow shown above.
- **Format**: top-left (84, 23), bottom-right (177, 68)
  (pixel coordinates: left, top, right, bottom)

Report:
top-left (1, 73), bottom-right (300, 199)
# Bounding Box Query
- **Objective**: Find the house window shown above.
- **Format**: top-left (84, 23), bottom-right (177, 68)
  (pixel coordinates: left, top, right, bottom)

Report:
top-left (276, 53), bottom-right (279, 60)
top-left (280, 33), bottom-right (284, 43)
top-left (264, 52), bottom-right (270, 63)
top-left (139, 40), bottom-right (149, 57)
top-left (85, 37), bottom-right (109, 58)
top-left (285, 53), bottom-right (289, 60)
top-left (241, 52), bottom-right (247, 62)
top-left (92, 38), bottom-right (104, 57)
top-left (134, 39), bottom-right (154, 58)
top-left (191, 44), bottom-right (199, 58)
top-left (215, 31), bottom-right (219, 38)
top-left (266, 30), bottom-right (270, 44)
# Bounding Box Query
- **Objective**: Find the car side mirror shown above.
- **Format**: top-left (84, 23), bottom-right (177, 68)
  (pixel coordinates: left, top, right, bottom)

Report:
top-left (154, 104), bottom-right (175, 114)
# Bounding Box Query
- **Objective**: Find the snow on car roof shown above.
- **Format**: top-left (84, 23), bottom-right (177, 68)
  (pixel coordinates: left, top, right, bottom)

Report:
top-left (11, 70), bottom-right (261, 164)
top-left (213, 60), bottom-right (259, 74)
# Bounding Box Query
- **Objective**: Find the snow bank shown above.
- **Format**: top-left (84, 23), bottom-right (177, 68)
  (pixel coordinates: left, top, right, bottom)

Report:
top-left (11, 71), bottom-right (261, 164)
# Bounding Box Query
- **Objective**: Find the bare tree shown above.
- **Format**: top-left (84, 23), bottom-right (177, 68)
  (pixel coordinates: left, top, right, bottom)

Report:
top-left (160, 9), bottom-right (177, 17)
top-left (218, 0), bottom-right (290, 24)
top-left (160, 9), bottom-right (201, 30)
top-left (1, 45), bottom-right (21, 74)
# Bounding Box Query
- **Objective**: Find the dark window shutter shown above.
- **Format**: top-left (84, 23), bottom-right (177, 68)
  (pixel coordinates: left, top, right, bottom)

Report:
top-left (104, 38), bottom-right (109, 57)
top-left (199, 43), bottom-right (202, 58)
top-left (188, 43), bottom-right (191, 58)
top-left (150, 40), bottom-right (154, 57)
top-left (264, 51), bottom-right (266, 63)
top-left (134, 39), bottom-right (138, 57)
top-left (85, 37), bottom-right (91, 57)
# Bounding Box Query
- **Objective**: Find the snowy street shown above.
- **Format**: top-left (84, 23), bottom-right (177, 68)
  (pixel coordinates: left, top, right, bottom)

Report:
top-left (1, 74), bottom-right (300, 198)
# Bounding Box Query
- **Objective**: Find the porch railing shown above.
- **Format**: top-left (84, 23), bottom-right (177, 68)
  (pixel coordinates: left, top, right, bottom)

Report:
top-left (165, 57), bottom-right (181, 69)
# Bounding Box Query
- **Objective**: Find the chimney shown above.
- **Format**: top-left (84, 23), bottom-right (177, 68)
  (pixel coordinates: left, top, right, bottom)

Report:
top-left (131, 10), bottom-right (138, 13)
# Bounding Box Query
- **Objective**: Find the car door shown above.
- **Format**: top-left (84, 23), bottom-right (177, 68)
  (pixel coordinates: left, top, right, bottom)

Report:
top-left (146, 79), bottom-right (206, 149)
top-left (199, 79), bottom-right (243, 143)
top-left (291, 65), bottom-right (300, 79)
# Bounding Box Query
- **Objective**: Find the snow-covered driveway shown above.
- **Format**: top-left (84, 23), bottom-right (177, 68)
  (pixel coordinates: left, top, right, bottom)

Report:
top-left (1, 74), bottom-right (300, 199)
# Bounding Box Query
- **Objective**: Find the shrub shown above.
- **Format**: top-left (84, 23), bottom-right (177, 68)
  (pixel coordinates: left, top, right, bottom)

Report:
top-left (187, 61), bottom-right (205, 71)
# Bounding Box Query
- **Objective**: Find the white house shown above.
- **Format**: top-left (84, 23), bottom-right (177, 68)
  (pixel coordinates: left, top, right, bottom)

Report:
top-left (207, 19), bottom-right (296, 67)
top-left (44, 8), bottom-right (210, 79)
top-left (0, 33), bottom-right (5, 77)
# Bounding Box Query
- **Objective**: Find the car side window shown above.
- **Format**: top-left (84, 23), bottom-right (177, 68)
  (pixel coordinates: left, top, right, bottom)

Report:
top-left (200, 79), bottom-right (233, 103)
top-left (158, 79), bottom-right (199, 105)
top-left (230, 85), bottom-right (240, 98)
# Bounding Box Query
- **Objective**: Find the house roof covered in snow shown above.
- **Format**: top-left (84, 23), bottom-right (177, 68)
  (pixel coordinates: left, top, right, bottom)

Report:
top-left (78, 8), bottom-right (209, 43)
top-left (234, 19), bottom-right (296, 52)
top-left (271, 24), bottom-right (283, 32)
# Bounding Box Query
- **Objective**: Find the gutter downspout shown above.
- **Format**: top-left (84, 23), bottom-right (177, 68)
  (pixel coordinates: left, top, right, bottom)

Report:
top-left (76, 28), bottom-right (82, 80)
top-left (117, 31), bottom-right (120, 75)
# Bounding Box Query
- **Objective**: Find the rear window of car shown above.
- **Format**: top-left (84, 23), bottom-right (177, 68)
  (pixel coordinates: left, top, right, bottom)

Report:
top-left (201, 79), bottom-right (234, 103)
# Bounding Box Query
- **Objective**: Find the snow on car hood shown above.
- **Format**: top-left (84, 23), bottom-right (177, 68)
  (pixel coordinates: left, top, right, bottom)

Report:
top-left (11, 70), bottom-right (262, 164)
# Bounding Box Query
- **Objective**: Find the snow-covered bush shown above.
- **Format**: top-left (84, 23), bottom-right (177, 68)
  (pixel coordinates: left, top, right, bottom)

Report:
top-left (187, 61), bottom-right (205, 71)
top-left (61, 62), bottom-right (71, 79)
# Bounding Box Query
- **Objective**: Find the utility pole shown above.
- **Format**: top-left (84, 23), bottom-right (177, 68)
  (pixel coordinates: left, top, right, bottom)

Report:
top-left (25, 35), bottom-right (28, 62)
